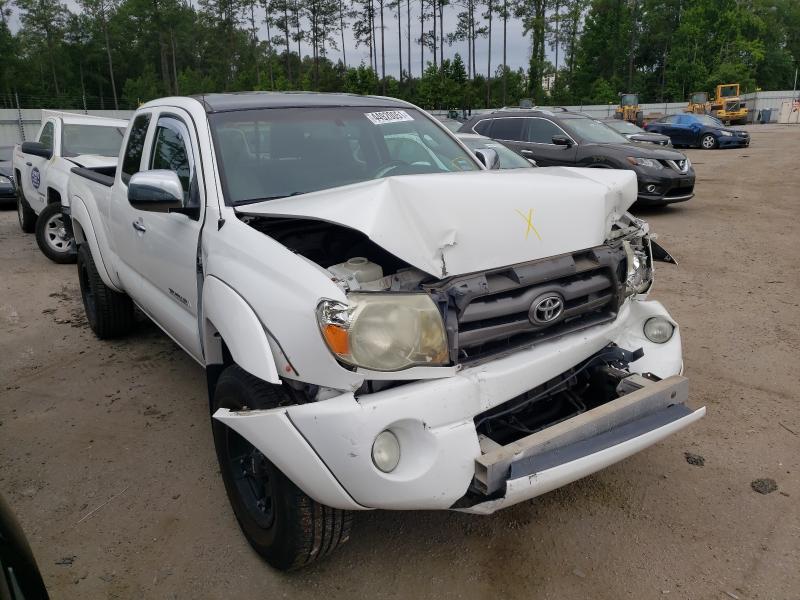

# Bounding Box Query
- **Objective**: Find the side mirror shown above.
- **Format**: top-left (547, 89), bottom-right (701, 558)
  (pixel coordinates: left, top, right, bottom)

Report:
top-left (552, 135), bottom-right (572, 147)
top-left (474, 148), bottom-right (500, 170)
top-left (21, 141), bottom-right (53, 160)
top-left (128, 170), bottom-right (184, 212)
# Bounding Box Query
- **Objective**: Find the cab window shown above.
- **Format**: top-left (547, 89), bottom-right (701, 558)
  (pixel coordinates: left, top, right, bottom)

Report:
top-left (149, 116), bottom-right (194, 198)
top-left (526, 118), bottom-right (563, 144)
top-left (38, 122), bottom-right (55, 150)
top-left (121, 114), bottom-right (152, 182)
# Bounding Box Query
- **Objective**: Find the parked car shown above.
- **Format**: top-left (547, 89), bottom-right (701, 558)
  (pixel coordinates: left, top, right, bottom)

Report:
top-left (456, 133), bottom-right (536, 168)
top-left (459, 109), bottom-right (695, 206)
top-left (644, 113), bottom-right (750, 149)
top-left (0, 147), bottom-right (15, 206)
top-left (67, 92), bottom-right (703, 571)
top-left (12, 111), bottom-right (128, 263)
top-left (602, 119), bottom-right (672, 147)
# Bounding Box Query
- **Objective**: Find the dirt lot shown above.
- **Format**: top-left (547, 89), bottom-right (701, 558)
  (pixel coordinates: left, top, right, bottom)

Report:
top-left (1, 126), bottom-right (799, 600)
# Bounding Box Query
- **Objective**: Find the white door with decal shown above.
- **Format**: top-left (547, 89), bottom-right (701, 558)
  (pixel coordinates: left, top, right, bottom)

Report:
top-left (22, 120), bottom-right (56, 212)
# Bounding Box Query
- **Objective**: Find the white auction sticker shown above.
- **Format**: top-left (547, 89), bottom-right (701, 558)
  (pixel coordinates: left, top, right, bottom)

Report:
top-left (365, 110), bottom-right (414, 125)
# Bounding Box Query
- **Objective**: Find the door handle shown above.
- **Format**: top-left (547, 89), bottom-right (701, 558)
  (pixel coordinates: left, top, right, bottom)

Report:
top-left (132, 221), bottom-right (147, 233)
top-left (520, 149), bottom-right (534, 155)
top-left (26, 162), bottom-right (32, 166)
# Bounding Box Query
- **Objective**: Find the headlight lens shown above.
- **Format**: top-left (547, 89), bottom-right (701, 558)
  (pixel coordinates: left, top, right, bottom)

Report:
top-left (643, 316), bottom-right (675, 344)
top-left (317, 293), bottom-right (449, 371)
top-left (627, 157), bottom-right (663, 169)
top-left (0, 175), bottom-right (10, 184)
top-left (372, 430), bottom-right (401, 472)
top-left (721, 130), bottom-right (733, 136)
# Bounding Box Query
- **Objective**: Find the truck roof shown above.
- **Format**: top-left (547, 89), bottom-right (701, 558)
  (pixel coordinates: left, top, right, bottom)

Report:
top-left (191, 91), bottom-right (411, 113)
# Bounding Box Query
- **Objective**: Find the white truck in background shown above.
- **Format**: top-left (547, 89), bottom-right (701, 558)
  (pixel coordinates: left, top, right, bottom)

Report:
top-left (66, 92), bottom-right (704, 571)
top-left (13, 111), bottom-right (127, 263)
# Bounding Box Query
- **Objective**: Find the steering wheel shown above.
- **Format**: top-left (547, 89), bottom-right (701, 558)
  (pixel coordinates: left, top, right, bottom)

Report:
top-left (373, 160), bottom-right (410, 178)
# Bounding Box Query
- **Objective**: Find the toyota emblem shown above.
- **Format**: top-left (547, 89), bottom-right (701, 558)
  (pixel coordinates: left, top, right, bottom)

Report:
top-left (529, 293), bottom-right (564, 325)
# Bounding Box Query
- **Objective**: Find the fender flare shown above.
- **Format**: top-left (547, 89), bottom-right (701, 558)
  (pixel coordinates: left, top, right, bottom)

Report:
top-left (69, 195), bottom-right (123, 292)
top-left (202, 276), bottom-right (281, 385)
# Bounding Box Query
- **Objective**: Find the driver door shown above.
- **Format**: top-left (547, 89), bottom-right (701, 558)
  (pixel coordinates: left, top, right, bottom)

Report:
top-left (111, 109), bottom-right (205, 360)
top-left (21, 120), bottom-right (56, 214)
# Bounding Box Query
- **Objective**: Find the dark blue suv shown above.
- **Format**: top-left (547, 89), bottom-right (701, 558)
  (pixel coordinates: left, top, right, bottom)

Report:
top-left (645, 114), bottom-right (750, 150)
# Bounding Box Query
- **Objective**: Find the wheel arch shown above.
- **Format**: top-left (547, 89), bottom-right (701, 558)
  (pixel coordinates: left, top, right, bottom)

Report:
top-left (202, 276), bottom-right (282, 397)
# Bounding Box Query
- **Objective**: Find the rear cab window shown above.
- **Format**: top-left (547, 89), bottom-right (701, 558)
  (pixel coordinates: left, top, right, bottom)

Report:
top-left (121, 113), bottom-right (152, 183)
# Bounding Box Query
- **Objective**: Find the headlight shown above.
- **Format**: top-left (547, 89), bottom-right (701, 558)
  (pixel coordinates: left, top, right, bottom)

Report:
top-left (626, 157), bottom-right (663, 169)
top-left (684, 156), bottom-right (692, 169)
top-left (643, 316), bottom-right (675, 344)
top-left (317, 293), bottom-right (449, 371)
top-left (0, 175), bottom-right (10, 184)
top-left (721, 130), bottom-right (733, 136)
top-left (623, 240), bottom-right (652, 295)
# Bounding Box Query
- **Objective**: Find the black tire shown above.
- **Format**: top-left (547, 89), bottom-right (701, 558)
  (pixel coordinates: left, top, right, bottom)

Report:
top-left (77, 243), bottom-right (134, 339)
top-left (16, 189), bottom-right (36, 234)
top-left (212, 365), bottom-right (352, 571)
top-left (35, 202), bottom-right (76, 264)
top-left (700, 133), bottom-right (718, 150)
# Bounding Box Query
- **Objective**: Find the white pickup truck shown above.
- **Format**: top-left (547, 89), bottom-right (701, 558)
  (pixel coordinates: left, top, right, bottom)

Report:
top-left (13, 111), bottom-right (127, 263)
top-left (66, 93), bottom-right (704, 571)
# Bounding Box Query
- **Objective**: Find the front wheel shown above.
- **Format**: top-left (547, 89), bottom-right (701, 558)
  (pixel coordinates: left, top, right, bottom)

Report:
top-left (700, 134), bottom-right (718, 150)
top-left (212, 365), bottom-right (352, 571)
top-left (17, 190), bottom-right (36, 234)
top-left (77, 243), bottom-right (134, 338)
top-left (35, 203), bottom-right (75, 263)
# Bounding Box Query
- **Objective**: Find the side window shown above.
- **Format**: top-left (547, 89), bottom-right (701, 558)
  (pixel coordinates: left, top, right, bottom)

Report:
top-left (38, 122), bottom-right (54, 150)
top-left (490, 118), bottom-right (525, 141)
top-left (473, 120), bottom-right (492, 135)
top-left (121, 114), bottom-right (152, 182)
top-left (149, 116), bottom-right (194, 197)
top-left (526, 118), bottom-right (563, 144)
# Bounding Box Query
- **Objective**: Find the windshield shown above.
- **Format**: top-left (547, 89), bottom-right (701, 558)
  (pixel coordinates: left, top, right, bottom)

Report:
top-left (693, 115), bottom-right (725, 127)
top-left (690, 92), bottom-right (708, 103)
top-left (61, 124), bottom-right (125, 157)
top-left (719, 86), bottom-right (739, 98)
top-left (458, 137), bottom-right (532, 169)
top-left (620, 94), bottom-right (638, 106)
top-left (210, 106), bottom-right (479, 205)
top-left (605, 120), bottom-right (642, 134)
top-left (562, 118), bottom-right (629, 144)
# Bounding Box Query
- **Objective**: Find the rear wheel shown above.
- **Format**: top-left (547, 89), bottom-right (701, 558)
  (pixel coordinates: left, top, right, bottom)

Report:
top-left (212, 365), bottom-right (352, 571)
top-left (77, 243), bottom-right (134, 338)
top-left (700, 134), bottom-right (718, 150)
top-left (35, 202), bottom-right (75, 263)
top-left (16, 189), bottom-right (36, 234)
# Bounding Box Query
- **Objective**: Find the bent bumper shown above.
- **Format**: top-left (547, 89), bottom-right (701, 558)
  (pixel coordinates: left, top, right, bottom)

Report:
top-left (214, 300), bottom-right (699, 512)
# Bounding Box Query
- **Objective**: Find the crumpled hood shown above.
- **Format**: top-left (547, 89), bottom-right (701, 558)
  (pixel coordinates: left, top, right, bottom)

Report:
top-left (239, 168), bottom-right (637, 278)
top-left (64, 154), bottom-right (118, 169)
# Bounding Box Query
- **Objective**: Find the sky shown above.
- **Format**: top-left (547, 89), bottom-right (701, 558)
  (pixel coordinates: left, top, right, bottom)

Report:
top-left (7, 1), bottom-right (552, 80)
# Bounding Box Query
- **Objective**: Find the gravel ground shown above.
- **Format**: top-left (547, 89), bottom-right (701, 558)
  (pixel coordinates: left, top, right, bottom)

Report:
top-left (1, 125), bottom-right (798, 600)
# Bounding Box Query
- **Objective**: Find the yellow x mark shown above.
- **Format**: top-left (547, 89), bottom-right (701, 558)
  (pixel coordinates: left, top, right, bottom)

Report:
top-left (515, 208), bottom-right (542, 241)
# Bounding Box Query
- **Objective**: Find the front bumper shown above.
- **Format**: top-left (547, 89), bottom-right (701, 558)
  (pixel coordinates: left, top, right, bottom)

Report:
top-left (0, 183), bottom-right (14, 200)
top-left (214, 299), bottom-right (701, 512)
top-left (717, 135), bottom-right (749, 148)
top-left (635, 168), bottom-right (695, 204)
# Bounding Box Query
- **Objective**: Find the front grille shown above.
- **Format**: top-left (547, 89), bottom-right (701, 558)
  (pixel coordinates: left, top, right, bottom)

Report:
top-left (663, 159), bottom-right (689, 173)
top-left (426, 246), bottom-right (627, 364)
top-left (666, 186), bottom-right (694, 198)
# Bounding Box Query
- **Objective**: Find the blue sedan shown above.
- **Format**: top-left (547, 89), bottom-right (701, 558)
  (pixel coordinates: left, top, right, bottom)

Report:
top-left (645, 114), bottom-right (750, 149)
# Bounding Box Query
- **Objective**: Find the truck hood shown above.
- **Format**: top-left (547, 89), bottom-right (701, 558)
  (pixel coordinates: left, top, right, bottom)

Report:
top-left (64, 154), bottom-right (118, 169)
top-left (238, 168), bottom-right (637, 278)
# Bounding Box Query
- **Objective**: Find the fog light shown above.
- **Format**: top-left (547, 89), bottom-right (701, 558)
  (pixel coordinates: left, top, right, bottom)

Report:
top-left (643, 317), bottom-right (675, 344)
top-left (646, 184), bottom-right (657, 193)
top-left (371, 430), bottom-right (401, 473)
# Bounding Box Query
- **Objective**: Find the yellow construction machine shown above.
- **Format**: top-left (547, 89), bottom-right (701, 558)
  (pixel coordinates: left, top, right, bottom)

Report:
top-left (614, 93), bottom-right (644, 126)
top-left (685, 91), bottom-right (710, 114)
top-left (710, 84), bottom-right (748, 124)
